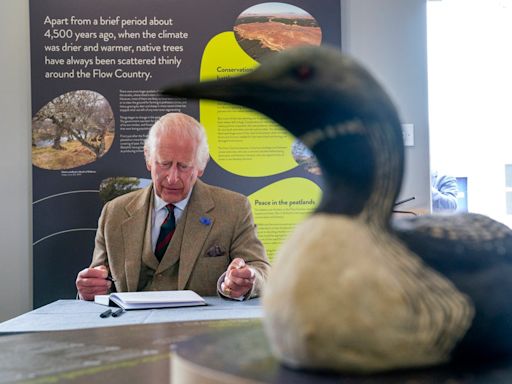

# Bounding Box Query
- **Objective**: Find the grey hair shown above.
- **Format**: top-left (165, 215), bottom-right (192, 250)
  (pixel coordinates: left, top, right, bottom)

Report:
top-left (144, 112), bottom-right (210, 171)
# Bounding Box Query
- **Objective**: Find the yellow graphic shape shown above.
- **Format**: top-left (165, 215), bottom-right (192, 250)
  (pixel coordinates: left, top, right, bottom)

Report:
top-left (200, 32), bottom-right (297, 177)
top-left (248, 178), bottom-right (322, 261)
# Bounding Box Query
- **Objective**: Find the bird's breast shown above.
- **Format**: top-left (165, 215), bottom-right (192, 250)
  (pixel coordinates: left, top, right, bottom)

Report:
top-left (262, 214), bottom-right (474, 372)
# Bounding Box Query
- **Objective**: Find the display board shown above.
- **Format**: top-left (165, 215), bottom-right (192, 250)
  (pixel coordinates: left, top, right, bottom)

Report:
top-left (29, 0), bottom-right (342, 307)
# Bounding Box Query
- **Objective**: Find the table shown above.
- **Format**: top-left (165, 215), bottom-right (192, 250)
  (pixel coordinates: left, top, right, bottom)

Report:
top-left (0, 318), bottom-right (260, 383)
top-left (171, 322), bottom-right (512, 384)
top-left (2, 299), bottom-right (512, 383)
top-left (0, 297), bottom-right (262, 333)
top-left (0, 297), bottom-right (262, 383)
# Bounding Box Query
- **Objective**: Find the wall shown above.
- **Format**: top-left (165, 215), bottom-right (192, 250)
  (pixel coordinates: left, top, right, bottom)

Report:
top-left (0, 0), bottom-right (429, 321)
top-left (0, 0), bottom-right (32, 321)
top-left (342, 0), bottom-right (430, 211)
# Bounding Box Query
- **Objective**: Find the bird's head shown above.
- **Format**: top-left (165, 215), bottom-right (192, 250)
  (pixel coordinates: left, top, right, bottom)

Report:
top-left (162, 45), bottom-right (402, 146)
top-left (163, 45), bottom-right (404, 221)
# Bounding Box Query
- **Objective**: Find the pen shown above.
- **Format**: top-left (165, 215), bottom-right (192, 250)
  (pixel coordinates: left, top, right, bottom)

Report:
top-left (100, 309), bottom-right (112, 318)
top-left (104, 261), bottom-right (115, 282)
top-left (111, 308), bottom-right (124, 317)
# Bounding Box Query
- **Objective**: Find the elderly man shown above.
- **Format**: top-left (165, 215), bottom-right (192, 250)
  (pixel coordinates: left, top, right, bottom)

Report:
top-left (76, 112), bottom-right (270, 300)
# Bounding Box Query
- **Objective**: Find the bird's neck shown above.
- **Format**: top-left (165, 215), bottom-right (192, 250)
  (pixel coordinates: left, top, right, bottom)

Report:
top-left (307, 119), bottom-right (404, 228)
top-left (359, 121), bottom-right (404, 228)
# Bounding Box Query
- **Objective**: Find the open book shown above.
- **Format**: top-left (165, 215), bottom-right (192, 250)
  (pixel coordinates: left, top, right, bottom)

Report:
top-left (94, 290), bottom-right (206, 310)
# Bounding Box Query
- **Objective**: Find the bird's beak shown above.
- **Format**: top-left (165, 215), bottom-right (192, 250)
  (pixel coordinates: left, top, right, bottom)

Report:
top-left (161, 53), bottom-right (326, 132)
top-left (162, 73), bottom-right (261, 109)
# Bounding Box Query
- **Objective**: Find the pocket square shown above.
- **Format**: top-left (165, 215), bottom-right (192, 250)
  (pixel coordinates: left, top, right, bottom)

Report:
top-left (206, 245), bottom-right (226, 257)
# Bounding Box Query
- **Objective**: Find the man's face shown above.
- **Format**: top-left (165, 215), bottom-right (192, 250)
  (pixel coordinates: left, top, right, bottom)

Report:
top-left (146, 130), bottom-right (203, 203)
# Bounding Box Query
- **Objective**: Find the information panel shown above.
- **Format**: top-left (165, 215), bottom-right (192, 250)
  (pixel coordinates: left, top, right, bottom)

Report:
top-left (30, 0), bottom-right (342, 307)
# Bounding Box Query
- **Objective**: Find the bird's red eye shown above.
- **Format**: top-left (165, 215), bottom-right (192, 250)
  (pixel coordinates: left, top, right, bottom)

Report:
top-left (294, 65), bottom-right (314, 80)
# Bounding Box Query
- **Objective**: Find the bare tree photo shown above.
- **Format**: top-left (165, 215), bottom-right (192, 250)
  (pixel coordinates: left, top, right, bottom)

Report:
top-left (32, 90), bottom-right (115, 170)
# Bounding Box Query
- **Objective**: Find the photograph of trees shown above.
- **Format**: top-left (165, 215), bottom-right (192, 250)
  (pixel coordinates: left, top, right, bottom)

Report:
top-left (32, 90), bottom-right (115, 170)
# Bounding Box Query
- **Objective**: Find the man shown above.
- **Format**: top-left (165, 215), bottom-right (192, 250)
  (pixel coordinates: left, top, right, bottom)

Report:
top-left (76, 112), bottom-right (270, 300)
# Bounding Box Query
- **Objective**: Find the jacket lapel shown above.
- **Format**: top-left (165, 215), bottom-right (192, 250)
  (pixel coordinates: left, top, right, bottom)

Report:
top-left (178, 180), bottom-right (215, 289)
top-left (121, 185), bottom-right (153, 291)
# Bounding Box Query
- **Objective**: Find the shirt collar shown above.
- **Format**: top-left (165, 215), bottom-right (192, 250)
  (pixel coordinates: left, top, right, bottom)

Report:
top-left (153, 186), bottom-right (192, 213)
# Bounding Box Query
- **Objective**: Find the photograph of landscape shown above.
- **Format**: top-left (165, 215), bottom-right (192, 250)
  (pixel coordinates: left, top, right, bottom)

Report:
top-left (234, 2), bottom-right (322, 61)
top-left (32, 90), bottom-right (115, 170)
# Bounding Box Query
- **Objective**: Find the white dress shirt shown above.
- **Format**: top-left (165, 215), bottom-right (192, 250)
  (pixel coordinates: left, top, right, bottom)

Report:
top-left (150, 190), bottom-right (192, 253)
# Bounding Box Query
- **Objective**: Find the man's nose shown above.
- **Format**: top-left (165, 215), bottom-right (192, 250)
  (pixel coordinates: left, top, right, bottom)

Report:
top-left (166, 165), bottom-right (179, 182)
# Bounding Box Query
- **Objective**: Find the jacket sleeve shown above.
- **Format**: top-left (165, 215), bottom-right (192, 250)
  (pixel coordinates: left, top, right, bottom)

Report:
top-left (432, 174), bottom-right (458, 211)
top-left (90, 201), bottom-right (110, 269)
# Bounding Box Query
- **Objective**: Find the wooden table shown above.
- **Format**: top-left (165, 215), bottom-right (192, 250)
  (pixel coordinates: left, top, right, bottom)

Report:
top-left (172, 322), bottom-right (512, 384)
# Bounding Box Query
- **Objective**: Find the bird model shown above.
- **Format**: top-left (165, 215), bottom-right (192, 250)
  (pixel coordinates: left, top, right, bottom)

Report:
top-left (162, 45), bottom-right (512, 373)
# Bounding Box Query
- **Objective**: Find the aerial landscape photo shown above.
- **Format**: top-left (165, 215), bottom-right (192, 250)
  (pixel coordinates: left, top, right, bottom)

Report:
top-left (234, 2), bottom-right (322, 61)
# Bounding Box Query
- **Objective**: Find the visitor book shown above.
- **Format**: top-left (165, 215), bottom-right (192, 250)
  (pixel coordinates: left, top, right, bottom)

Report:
top-left (94, 290), bottom-right (206, 310)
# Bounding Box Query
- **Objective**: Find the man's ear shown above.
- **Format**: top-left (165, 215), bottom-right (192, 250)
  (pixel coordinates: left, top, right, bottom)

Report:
top-left (144, 148), bottom-right (151, 171)
top-left (197, 157), bottom-right (208, 177)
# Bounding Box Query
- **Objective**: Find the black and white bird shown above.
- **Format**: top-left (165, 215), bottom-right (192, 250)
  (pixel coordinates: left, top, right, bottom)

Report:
top-left (163, 45), bottom-right (512, 373)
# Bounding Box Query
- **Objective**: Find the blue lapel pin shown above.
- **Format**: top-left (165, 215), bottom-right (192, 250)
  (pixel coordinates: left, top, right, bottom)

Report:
top-left (200, 216), bottom-right (212, 225)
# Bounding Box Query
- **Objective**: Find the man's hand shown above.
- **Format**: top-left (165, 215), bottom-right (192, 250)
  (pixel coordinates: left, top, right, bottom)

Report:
top-left (76, 265), bottom-right (111, 301)
top-left (221, 258), bottom-right (255, 299)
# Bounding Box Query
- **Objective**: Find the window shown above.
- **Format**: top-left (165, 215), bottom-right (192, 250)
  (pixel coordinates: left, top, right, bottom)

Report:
top-left (427, 0), bottom-right (512, 226)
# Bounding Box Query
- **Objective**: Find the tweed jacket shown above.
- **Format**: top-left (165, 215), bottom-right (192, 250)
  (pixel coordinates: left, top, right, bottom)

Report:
top-left (90, 179), bottom-right (270, 298)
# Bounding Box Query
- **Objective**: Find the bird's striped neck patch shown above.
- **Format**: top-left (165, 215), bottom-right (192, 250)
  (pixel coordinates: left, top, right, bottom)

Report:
top-left (299, 119), bottom-right (365, 149)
